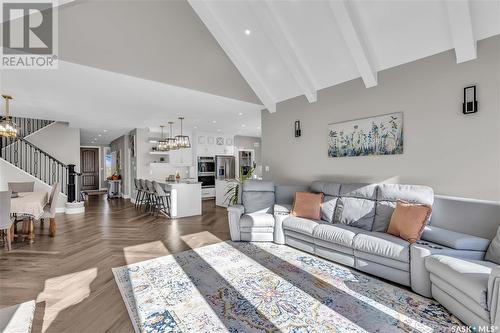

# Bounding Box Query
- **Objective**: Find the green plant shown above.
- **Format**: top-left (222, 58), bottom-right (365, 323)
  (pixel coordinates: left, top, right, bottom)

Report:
top-left (225, 165), bottom-right (255, 206)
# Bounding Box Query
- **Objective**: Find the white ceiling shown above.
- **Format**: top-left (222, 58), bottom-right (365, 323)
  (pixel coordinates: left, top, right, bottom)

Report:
top-left (0, 60), bottom-right (263, 144)
top-left (189, 0), bottom-right (500, 112)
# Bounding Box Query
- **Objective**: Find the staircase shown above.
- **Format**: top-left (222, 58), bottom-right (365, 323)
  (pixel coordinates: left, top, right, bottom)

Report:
top-left (0, 117), bottom-right (69, 195)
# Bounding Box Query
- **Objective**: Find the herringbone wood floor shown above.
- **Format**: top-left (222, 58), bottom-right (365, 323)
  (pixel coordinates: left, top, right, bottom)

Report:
top-left (0, 195), bottom-right (230, 332)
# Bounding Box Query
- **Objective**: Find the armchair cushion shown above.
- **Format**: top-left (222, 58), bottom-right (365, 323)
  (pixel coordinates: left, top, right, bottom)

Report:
top-left (240, 213), bottom-right (275, 228)
top-left (426, 255), bottom-right (496, 309)
top-left (422, 226), bottom-right (491, 251)
top-left (242, 180), bottom-right (275, 214)
top-left (485, 225), bottom-right (500, 264)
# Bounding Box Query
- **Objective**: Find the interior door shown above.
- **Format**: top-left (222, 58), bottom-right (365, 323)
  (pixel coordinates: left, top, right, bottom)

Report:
top-left (81, 148), bottom-right (99, 191)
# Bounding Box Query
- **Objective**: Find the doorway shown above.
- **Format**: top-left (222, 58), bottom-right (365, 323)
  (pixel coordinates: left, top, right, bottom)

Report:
top-left (80, 148), bottom-right (99, 191)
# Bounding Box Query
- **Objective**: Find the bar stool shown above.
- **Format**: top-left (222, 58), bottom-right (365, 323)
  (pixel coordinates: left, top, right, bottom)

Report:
top-left (139, 179), bottom-right (149, 212)
top-left (134, 179), bottom-right (142, 209)
top-left (153, 181), bottom-right (171, 217)
top-left (145, 180), bottom-right (157, 214)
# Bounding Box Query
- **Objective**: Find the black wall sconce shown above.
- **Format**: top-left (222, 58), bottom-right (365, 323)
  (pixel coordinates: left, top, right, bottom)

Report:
top-left (294, 120), bottom-right (301, 137)
top-left (463, 85), bottom-right (478, 114)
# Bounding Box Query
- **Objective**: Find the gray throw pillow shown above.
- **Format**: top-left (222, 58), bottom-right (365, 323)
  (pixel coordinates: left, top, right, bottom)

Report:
top-left (485, 225), bottom-right (500, 264)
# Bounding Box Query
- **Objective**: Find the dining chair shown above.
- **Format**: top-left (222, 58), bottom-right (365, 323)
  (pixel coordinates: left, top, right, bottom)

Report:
top-left (40, 183), bottom-right (60, 237)
top-left (8, 182), bottom-right (35, 193)
top-left (152, 181), bottom-right (171, 217)
top-left (0, 191), bottom-right (14, 251)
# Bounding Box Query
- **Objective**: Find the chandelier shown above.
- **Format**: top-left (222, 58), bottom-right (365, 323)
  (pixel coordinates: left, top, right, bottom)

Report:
top-left (175, 117), bottom-right (191, 148)
top-left (156, 125), bottom-right (169, 151)
top-left (0, 95), bottom-right (18, 138)
top-left (166, 121), bottom-right (178, 151)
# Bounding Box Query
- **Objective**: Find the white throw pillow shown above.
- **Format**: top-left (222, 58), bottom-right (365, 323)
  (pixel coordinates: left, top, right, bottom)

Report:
top-left (485, 225), bottom-right (500, 264)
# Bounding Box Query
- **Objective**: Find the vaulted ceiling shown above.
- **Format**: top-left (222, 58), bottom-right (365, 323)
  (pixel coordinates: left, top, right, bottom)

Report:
top-left (189, 0), bottom-right (500, 113)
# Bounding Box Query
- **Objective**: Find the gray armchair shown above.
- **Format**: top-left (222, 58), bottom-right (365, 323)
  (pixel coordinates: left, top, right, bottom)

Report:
top-left (227, 180), bottom-right (275, 242)
top-left (425, 225), bottom-right (500, 328)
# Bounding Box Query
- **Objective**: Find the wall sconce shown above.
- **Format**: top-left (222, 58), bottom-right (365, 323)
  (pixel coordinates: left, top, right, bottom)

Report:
top-left (463, 85), bottom-right (478, 114)
top-left (294, 120), bottom-right (301, 137)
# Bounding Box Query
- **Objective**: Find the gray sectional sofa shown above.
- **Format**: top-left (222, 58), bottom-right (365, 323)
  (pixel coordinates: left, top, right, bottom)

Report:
top-left (228, 180), bottom-right (500, 327)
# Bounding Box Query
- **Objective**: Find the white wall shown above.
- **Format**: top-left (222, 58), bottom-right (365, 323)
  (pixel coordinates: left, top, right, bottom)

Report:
top-left (26, 122), bottom-right (81, 172)
top-left (262, 36), bottom-right (500, 201)
top-left (0, 158), bottom-right (67, 211)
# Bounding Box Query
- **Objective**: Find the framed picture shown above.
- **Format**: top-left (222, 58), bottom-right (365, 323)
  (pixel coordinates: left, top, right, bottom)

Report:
top-left (207, 136), bottom-right (214, 145)
top-left (216, 137), bottom-right (224, 145)
top-left (226, 137), bottom-right (233, 145)
top-left (328, 112), bottom-right (403, 157)
top-left (198, 136), bottom-right (206, 144)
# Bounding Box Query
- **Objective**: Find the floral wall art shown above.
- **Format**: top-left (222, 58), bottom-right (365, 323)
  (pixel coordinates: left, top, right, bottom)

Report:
top-left (328, 112), bottom-right (403, 157)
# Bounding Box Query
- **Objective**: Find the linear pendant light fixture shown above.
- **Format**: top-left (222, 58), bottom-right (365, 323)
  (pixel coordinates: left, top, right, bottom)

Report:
top-left (167, 121), bottom-right (178, 151)
top-left (175, 117), bottom-right (191, 148)
top-left (0, 95), bottom-right (18, 138)
top-left (156, 125), bottom-right (169, 151)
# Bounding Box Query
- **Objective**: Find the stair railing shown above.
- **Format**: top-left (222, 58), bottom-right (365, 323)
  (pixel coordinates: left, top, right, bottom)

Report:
top-left (1, 137), bottom-right (69, 197)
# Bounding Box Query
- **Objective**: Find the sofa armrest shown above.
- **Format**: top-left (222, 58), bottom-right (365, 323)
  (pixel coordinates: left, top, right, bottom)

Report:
top-left (421, 226), bottom-right (491, 251)
top-left (274, 203), bottom-right (292, 215)
top-left (227, 205), bottom-right (245, 241)
top-left (489, 266), bottom-right (500, 325)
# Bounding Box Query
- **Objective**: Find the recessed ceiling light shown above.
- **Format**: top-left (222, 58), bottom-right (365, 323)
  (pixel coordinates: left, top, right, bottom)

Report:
top-left (238, 112), bottom-right (243, 116)
top-left (194, 126), bottom-right (198, 129)
top-left (212, 120), bottom-right (217, 124)
top-left (103, 129), bottom-right (108, 132)
top-left (241, 124), bottom-right (246, 127)
top-left (217, 129), bottom-right (221, 132)
top-left (244, 29), bottom-right (251, 36)
top-left (98, 134), bottom-right (102, 137)
top-left (257, 126), bottom-right (261, 129)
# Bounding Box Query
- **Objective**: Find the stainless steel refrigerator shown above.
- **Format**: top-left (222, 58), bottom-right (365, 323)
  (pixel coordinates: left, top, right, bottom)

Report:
top-left (215, 155), bottom-right (236, 180)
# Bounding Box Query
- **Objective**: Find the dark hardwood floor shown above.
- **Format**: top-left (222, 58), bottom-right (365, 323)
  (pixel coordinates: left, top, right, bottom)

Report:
top-left (0, 195), bottom-right (230, 332)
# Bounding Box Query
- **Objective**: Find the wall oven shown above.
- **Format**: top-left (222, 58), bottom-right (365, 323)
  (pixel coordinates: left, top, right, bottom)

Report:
top-left (197, 156), bottom-right (215, 189)
top-left (198, 156), bottom-right (215, 173)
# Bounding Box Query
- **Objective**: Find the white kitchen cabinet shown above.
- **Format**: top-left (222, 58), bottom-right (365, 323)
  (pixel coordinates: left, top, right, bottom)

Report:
top-left (169, 148), bottom-right (193, 166)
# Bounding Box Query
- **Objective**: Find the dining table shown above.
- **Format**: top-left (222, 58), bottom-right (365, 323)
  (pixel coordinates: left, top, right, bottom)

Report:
top-left (10, 191), bottom-right (49, 243)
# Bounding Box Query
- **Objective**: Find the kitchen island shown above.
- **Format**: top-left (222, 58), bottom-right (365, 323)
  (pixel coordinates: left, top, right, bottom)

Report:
top-left (162, 181), bottom-right (202, 218)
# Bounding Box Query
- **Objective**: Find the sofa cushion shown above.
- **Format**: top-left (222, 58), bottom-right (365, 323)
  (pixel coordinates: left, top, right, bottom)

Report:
top-left (425, 255), bottom-right (496, 309)
top-left (313, 224), bottom-right (361, 248)
top-left (353, 232), bottom-right (410, 263)
top-left (310, 181), bottom-right (341, 223)
top-left (242, 180), bottom-right (275, 214)
top-left (333, 184), bottom-right (377, 231)
top-left (283, 216), bottom-right (322, 236)
top-left (240, 213), bottom-right (275, 228)
top-left (485, 225), bottom-right (500, 264)
top-left (386, 200), bottom-right (432, 243)
top-left (292, 192), bottom-right (323, 220)
top-left (373, 184), bottom-right (434, 232)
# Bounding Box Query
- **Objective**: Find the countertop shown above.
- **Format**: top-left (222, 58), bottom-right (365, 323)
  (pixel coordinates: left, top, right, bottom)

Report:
top-left (162, 180), bottom-right (202, 185)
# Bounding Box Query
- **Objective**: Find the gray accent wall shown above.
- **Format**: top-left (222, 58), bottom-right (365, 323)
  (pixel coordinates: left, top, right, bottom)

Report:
top-left (262, 36), bottom-right (500, 201)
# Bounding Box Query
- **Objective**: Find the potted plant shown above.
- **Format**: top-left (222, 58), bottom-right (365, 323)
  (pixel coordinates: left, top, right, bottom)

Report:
top-left (225, 164), bottom-right (255, 205)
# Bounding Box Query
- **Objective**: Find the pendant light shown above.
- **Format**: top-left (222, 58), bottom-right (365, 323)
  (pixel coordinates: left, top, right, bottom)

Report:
top-left (175, 116), bottom-right (191, 148)
top-left (0, 95), bottom-right (18, 138)
top-left (166, 121), bottom-right (178, 151)
top-left (156, 125), bottom-right (169, 151)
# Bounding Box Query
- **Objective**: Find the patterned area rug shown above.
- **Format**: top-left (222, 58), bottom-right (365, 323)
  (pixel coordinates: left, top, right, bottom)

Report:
top-left (113, 241), bottom-right (461, 333)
